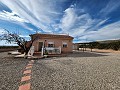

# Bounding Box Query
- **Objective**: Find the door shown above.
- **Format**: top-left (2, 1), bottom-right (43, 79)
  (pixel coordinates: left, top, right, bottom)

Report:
top-left (39, 42), bottom-right (43, 51)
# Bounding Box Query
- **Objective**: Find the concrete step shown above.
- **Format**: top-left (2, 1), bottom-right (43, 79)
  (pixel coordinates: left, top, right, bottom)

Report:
top-left (33, 52), bottom-right (41, 56)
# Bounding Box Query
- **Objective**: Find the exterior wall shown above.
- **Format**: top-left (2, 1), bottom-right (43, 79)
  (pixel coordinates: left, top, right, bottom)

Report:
top-left (32, 39), bottom-right (45, 52)
top-left (73, 43), bottom-right (79, 50)
top-left (32, 38), bottom-right (73, 53)
top-left (61, 40), bottom-right (73, 53)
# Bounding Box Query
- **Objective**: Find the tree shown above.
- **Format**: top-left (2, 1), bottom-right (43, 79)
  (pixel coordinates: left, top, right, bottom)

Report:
top-left (0, 29), bottom-right (38, 57)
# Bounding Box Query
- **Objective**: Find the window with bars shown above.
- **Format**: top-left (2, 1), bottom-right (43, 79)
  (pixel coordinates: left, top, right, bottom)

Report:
top-left (63, 42), bottom-right (67, 48)
top-left (48, 42), bottom-right (54, 47)
top-left (48, 44), bottom-right (54, 47)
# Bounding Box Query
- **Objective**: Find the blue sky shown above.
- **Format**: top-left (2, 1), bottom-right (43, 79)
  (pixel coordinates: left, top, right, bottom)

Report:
top-left (0, 0), bottom-right (120, 45)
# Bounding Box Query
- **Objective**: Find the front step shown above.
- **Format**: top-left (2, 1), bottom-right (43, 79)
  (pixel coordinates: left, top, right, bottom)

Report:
top-left (47, 54), bottom-right (67, 57)
top-left (33, 52), bottom-right (41, 56)
top-left (33, 52), bottom-right (67, 58)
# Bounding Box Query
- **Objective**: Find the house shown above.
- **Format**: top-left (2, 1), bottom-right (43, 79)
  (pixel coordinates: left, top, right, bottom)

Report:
top-left (29, 33), bottom-right (74, 55)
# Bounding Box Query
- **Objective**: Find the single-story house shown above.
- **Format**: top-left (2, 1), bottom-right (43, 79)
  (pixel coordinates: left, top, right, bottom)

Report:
top-left (29, 33), bottom-right (74, 55)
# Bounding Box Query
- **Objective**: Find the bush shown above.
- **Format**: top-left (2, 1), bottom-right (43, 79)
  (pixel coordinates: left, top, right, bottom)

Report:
top-left (88, 40), bottom-right (120, 51)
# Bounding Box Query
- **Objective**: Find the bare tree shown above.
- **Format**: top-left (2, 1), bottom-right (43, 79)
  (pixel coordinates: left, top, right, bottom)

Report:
top-left (0, 29), bottom-right (38, 56)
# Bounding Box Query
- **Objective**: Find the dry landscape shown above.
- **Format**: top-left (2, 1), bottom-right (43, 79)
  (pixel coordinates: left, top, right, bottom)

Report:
top-left (0, 50), bottom-right (120, 90)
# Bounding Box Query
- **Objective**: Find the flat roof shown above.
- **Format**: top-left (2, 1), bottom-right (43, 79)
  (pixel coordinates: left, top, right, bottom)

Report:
top-left (30, 33), bottom-right (74, 39)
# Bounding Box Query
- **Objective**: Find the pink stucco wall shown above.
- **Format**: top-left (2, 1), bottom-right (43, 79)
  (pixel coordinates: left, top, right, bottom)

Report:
top-left (32, 37), bottom-right (73, 53)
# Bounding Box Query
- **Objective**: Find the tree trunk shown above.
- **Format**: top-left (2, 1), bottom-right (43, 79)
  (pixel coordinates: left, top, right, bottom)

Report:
top-left (21, 49), bottom-right (29, 59)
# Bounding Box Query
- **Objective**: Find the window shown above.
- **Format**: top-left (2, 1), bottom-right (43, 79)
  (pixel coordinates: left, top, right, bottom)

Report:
top-left (48, 42), bottom-right (54, 47)
top-left (48, 44), bottom-right (54, 47)
top-left (63, 42), bottom-right (67, 48)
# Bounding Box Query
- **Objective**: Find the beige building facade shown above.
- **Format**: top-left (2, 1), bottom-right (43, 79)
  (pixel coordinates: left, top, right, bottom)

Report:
top-left (30, 33), bottom-right (74, 54)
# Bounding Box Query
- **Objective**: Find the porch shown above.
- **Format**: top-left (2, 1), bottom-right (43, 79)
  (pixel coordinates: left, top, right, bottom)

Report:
top-left (43, 47), bottom-right (61, 54)
top-left (34, 46), bottom-right (61, 56)
top-left (32, 47), bottom-right (66, 59)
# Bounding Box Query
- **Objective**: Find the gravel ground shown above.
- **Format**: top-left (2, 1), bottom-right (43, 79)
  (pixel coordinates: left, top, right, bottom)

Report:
top-left (31, 51), bottom-right (120, 90)
top-left (0, 51), bottom-right (120, 90)
top-left (0, 52), bottom-right (29, 90)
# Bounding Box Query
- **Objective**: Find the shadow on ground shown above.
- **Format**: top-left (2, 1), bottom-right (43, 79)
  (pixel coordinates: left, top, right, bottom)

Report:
top-left (91, 51), bottom-right (111, 53)
top-left (67, 51), bottom-right (108, 57)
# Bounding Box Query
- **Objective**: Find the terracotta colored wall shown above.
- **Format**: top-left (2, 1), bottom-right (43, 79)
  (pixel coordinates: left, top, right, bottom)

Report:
top-left (32, 38), bottom-right (73, 53)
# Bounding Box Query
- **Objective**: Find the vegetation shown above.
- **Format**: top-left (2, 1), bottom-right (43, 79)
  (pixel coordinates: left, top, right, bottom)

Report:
top-left (88, 40), bottom-right (120, 51)
top-left (0, 46), bottom-right (19, 52)
top-left (0, 29), bottom-right (38, 57)
top-left (0, 46), bottom-right (18, 49)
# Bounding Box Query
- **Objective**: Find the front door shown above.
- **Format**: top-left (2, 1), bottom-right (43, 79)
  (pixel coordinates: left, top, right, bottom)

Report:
top-left (39, 42), bottom-right (43, 51)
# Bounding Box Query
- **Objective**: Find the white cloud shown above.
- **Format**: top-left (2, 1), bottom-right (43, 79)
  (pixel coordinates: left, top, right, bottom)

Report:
top-left (0, 10), bottom-right (28, 22)
top-left (0, 0), bottom-right (63, 32)
top-left (0, 0), bottom-right (104, 36)
top-left (19, 35), bottom-right (30, 38)
top-left (60, 7), bottom-right (77, 30)
top-left (95, 18), bottom-right (109, 27)
top-left (100, 0), bottom-right (120, 16)
top-left (60, 5), bottom-right (118, 40)
top-left (19, 23), bottom-right (36, 32)
top-left (79, 21), bottom-right (120, 42)
top-left (1, 0), bottom-right (120, 43)
top-left (0, 10), bottom-right (36, 32)
top-left (60, 6), bottom-right (95, 36)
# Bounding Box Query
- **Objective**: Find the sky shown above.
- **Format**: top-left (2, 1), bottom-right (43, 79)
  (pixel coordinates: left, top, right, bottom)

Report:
top-left (0, 0), bottom-right (120, 45)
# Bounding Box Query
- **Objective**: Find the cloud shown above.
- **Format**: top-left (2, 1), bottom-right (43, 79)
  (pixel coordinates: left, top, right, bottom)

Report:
top-left (0, 0), bottom-right (120, 43)
top-left (100, 0), bottom-right (120, 16)
top-left (19, 23), bottom-right (36, 32)
top-left (59, 2), bottom-right (119, 40)
top-left (0, 10), bottom-right (36, 32)
top-left (19, 35), bottom-right (30, 38)
top-left (95, 18), bottom-right (109, 27)
top-left (60, 7), bottom-right (77, 31)
top-left (0, 0), bottom-right (64, 33)
top-left (79, 21), bottom-right (120, 42)
top-left (60, 6), bottom-right (95, 36)
top-left (0, 10), bottom-right (28, 22)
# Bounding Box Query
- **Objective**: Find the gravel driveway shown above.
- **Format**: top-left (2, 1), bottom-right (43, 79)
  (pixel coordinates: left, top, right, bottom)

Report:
top-left (0, 52), bottom-right (29, 90)
top-left (31, 51), bottom-right (120, 90)
top-left (0, 51), bottom-right (120, 90)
